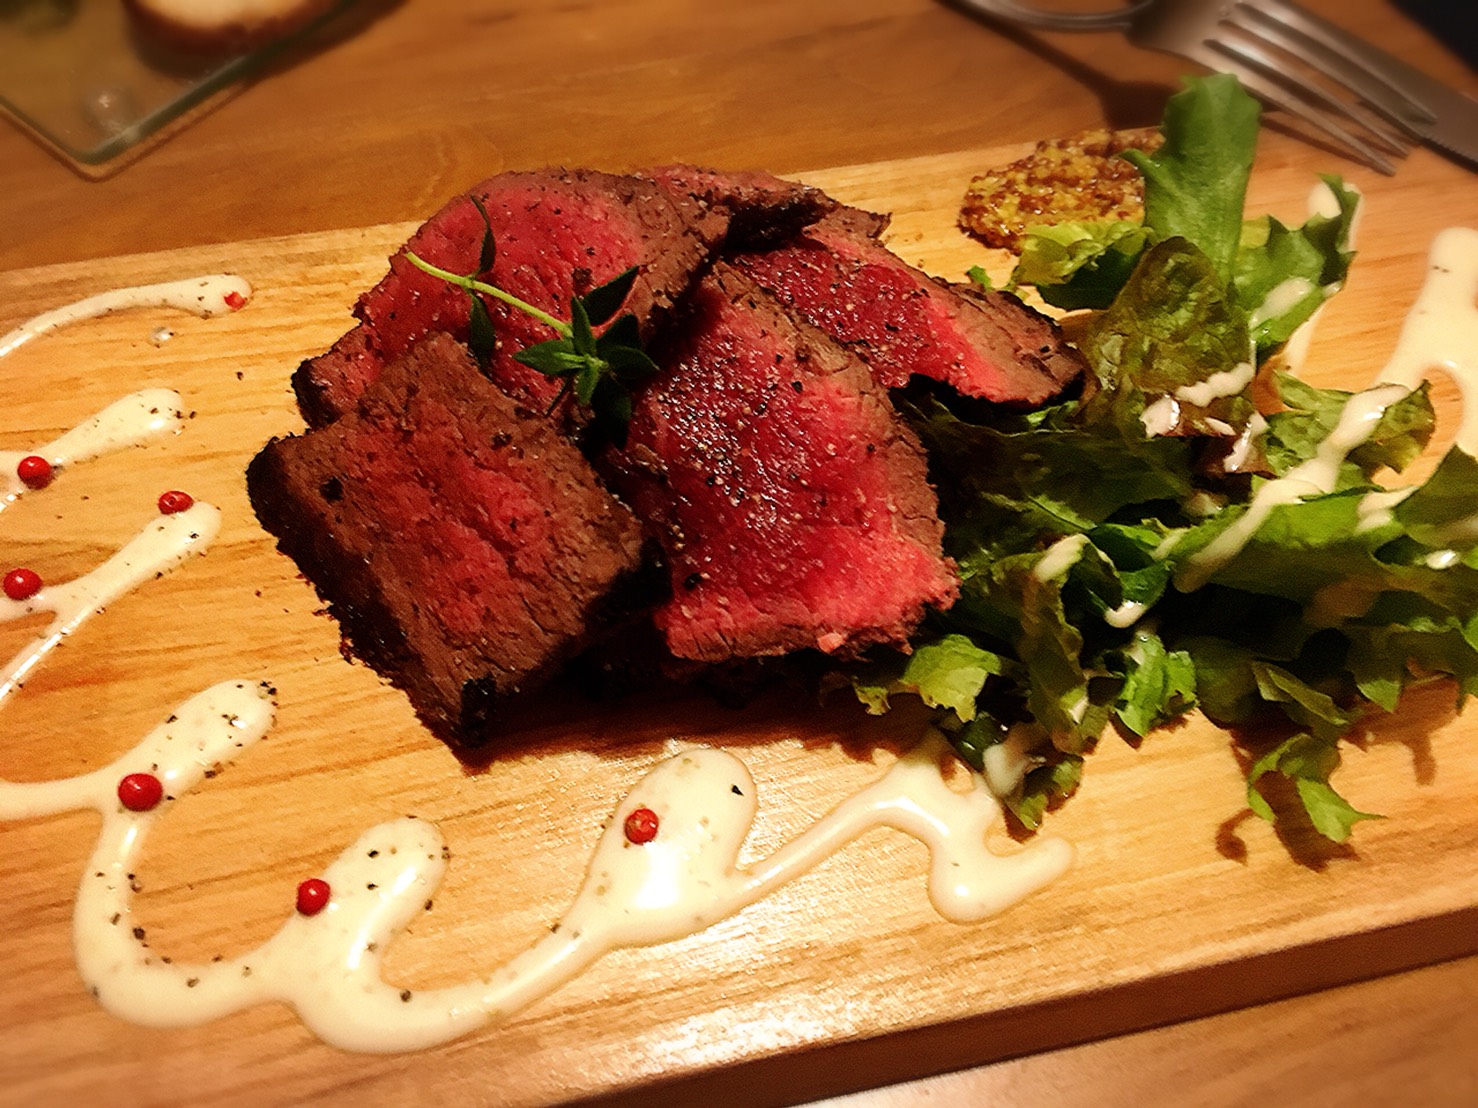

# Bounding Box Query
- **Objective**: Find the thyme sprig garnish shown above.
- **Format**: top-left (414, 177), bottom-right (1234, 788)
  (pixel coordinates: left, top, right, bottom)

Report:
top-left (403, 199), bottom-right (658, 436)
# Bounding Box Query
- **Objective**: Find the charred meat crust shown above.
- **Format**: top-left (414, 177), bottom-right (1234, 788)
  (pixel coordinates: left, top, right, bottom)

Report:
top-left (644, 164), bottom-right (858, 248)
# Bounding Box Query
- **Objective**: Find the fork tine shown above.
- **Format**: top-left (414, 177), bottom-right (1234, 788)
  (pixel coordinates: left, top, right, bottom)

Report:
top-left (1247, 0), bottom-right (1436, 124)
top-left (1188, 44), bottom-right (1401, 173)
top-left (1226, 4), bottom-right (1433, 133)
top-left (1212, 29), bottom-right (1416, 157)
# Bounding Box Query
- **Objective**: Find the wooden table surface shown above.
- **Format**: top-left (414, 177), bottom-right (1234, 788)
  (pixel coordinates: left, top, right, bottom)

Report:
top-left (1, 1), bottom-right (1475, 1104)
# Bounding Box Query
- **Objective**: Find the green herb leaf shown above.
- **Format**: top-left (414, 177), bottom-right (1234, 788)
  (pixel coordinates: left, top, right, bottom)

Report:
top-left (574, 358), bottom-right (603, 407)
top-left (569, 295), bottom-right (597, 357)
top-left (582, 266), bottom-right (640, 326)
top-left (467, 294), bottom-right (497, 370)
top-left (470, 194), bottom-right (497, 275)
top-left (404, 230), bottom-right (657, 434)
top-left (514, 339), bottom-right (584, 378)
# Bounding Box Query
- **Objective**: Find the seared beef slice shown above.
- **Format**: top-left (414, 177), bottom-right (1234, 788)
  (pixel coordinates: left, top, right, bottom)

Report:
top-left (733, 214), bottom-right (1084, 406)
top-left (292, 169), bottom-right (728, 427)
top-left (250, 334), bottom-right (644, 743)
top-left (646, 165), bottom-right (844, 248)
top-left (607, 264), bottom-right (958, 663)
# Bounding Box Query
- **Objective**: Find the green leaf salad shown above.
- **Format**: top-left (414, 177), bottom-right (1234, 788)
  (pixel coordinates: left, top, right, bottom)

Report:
top-left (850, 74), bottom-right (1478, 843)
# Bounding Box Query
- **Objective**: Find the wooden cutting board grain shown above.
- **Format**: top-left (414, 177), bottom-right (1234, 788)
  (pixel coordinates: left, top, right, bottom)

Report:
top-left (1, 135), bottom-right (1475, 1107)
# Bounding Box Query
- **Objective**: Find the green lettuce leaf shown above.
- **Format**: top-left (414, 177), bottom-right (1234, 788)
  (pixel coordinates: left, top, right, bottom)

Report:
top-left (1262, 376), bottom-right (1434, 479)
top-left (1008, 77), bottom-right (1356, 370)
top-left (1234, 176), bottom-right (1359, 358)
top-left (1246, 732), bottom-right (1381, 841)
top-left (851, 634), bottom-right (1010, 720)
top-left (1122, 73), bottom-right (1259, 279)
top-left (1007, 756), bottom-right (1084, 831)
top-left (1113, 627), bottom-right (1198, 737)
top-left (1080, 237), bottom-right (1255, 437)
top-left (845, 73), bottom-right (1475, 848)
top-left (1013, 221), bottom-right (1147, 311)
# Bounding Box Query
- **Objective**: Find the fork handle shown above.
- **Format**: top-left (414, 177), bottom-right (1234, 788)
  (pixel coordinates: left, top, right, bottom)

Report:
top-left (944, 0), bottom-right (1155, 33)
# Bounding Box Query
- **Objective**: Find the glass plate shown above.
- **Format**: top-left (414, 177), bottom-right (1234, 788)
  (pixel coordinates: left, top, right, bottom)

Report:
top-left (0, 0), bottom-right (352, 173)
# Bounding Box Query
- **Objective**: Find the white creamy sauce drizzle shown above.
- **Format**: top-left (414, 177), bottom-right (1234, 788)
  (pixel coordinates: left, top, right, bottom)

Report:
top-left (1141, 363), bottom-right (1255, 438)
top-left (0, 275), bottom-right (251, 361)
top-left (1175, 382), bottom-right (1411, 592)
top-left (1223, 411), bottom-right (1268, 474)
top-left (1148, 224), bottom-right (1478, 601)
top-left (1105, 599), bottom-right (1149, 630)
top-left (1, 390), bottom-right (186, 511)
top-left (1249, 277), bottom-right (1315, 333)
top-left (1375, 227), bottom-right (1478, 454)
top-left (1355, 486), bottom-right (1413, 534)
top-left (0, 282), bottom-right (1074, 1053)
top-left (1033, 533), bottom-right (1088, 581)
top-left (982, 722), bottom-right (1044, 798)
top-left (1280, 181), bottom-right (1361, 374)
top-left (0, 502), bottom-right (220, 699)
top-left (1181, 361), bottom-right (1255, 409)
top-left (6, 676), bottom-right (1073, 1051)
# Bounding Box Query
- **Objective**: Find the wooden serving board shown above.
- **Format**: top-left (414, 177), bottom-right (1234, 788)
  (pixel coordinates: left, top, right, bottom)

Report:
top-left (1, 136), bottom-right (1476, 1107)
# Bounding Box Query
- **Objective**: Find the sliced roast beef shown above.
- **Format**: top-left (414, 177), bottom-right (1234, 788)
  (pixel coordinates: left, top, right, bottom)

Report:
top-left (731, 213), bottom-right (1084, 406)
top-left (604, 263), bottom-right (959, 663)
top-left (250, 333), bottom-right (644, 745)
top-left (292, 169), bottom-right (729, 428)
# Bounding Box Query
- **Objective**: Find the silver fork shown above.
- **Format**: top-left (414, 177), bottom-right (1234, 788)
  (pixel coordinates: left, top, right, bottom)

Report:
top-left (947, 0), bottom-right (1438, 174)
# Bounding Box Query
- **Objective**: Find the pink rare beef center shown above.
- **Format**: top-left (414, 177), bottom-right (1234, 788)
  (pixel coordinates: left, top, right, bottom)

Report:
top-left (734, 218), bottom-right (1082, 406)
top-left (347, 426), bottom-right (565, 646)
top-left (616, 267), bottom-right (958, 662)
